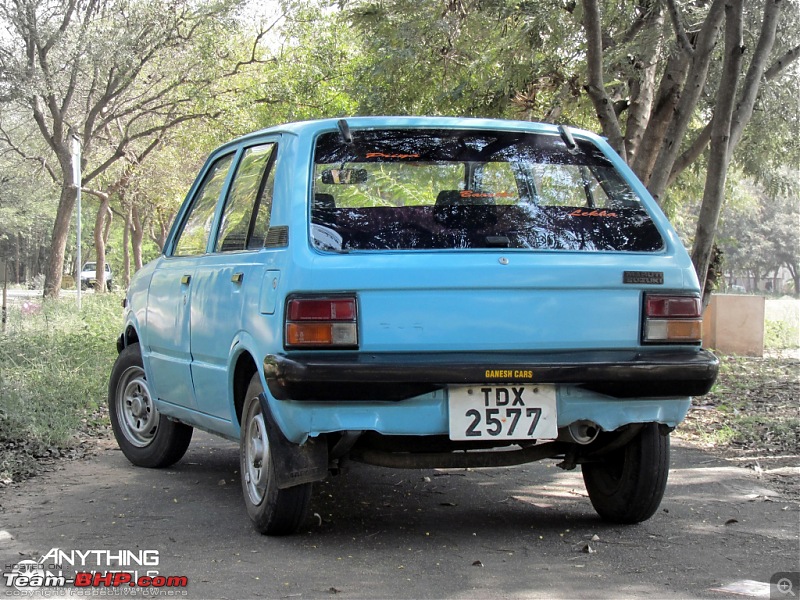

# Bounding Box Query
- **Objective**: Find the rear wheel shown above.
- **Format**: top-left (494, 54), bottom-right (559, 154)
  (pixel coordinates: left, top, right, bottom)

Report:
top-left (582, 423), bottom-right (669, 524)
top-left (240, 374), bottom-right (312, 535)
top-left (108, 343), bottom-right (193, 468)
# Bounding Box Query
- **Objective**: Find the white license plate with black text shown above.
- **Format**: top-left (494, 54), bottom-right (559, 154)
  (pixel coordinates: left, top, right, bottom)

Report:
top-left (448, 384), bottom-right (558, 441)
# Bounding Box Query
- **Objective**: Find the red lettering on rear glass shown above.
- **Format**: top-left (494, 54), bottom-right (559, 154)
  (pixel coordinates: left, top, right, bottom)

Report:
top-left (569, 209), bottom-right (619, 217)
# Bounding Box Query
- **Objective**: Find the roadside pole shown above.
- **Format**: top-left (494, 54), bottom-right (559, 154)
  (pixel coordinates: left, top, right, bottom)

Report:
top-left (72, 135), bottom-right (82, 310)
top-left (2, 262), bottom-right (7, 332)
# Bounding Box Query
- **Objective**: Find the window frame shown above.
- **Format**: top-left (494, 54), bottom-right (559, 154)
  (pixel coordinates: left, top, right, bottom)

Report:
top-left (213, 142), bottom-right (280, 254)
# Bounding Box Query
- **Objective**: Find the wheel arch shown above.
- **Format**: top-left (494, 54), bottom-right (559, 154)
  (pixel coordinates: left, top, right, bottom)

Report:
top-left (116, 324), bottom-right (141, 354)
top-left (232, 350), bottom-right (259, 426)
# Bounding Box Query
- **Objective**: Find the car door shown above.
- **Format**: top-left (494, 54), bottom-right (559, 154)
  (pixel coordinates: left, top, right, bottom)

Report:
top-left (144, 153), bottom-right (235, 410)
top-left (189, 140), bottom-right (281, 421)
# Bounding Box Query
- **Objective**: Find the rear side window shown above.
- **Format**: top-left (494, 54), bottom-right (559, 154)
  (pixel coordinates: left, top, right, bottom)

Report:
top-left (215, 144), bottom-right (277, 252)
top-left (311, 129), bottom-right (663, 253)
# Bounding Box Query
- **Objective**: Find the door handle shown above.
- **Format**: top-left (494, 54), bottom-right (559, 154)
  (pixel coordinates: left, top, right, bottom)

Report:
top-left (181, 274), bottom-right (191, 285)
top-left (231, 272), bottom-right (244, 284)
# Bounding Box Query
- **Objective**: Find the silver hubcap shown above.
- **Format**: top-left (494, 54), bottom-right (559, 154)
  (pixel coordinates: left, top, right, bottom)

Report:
top-left (244, 403), bottom-right (269, 505)
top-left (116, 366), bottom-right (159, 447)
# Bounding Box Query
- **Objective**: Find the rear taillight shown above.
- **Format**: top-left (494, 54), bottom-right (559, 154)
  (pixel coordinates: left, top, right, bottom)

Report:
top-left (285, 296), bottom-right (358, 348)
top-left (643, 294), bottom-right (703, 343)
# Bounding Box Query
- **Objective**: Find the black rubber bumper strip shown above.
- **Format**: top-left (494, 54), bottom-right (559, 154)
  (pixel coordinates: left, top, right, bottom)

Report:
top-left (263, 348), bottom-right (719, 401)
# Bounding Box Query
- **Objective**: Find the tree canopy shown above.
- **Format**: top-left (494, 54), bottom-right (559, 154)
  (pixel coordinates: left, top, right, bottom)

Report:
top-left (0, 0), bottom-right (797, 297)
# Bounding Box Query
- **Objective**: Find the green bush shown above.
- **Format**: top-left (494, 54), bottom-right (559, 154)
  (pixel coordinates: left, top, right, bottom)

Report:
top-left (0, 294), bottom-right (121, 476)
top-left (764, 319), bottom-right (800, 350)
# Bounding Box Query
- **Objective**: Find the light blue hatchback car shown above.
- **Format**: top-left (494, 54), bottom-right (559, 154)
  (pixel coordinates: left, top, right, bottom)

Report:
top-left (108, 117), bottom-right (718, 535)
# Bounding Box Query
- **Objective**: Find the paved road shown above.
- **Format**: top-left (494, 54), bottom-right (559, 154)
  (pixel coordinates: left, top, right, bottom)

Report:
top-left (1, 433), bottom-right (798, 599)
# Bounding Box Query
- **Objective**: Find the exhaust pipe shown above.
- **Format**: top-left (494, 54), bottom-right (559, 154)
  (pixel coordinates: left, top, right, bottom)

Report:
top-left (560, 420), bottom-right (601, 445)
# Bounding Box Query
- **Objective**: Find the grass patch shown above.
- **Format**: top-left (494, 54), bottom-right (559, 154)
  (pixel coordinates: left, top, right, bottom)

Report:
top-left (0, 294), bottom-right (122, 483)
top-left (765, 319), bottom-right (800, 350)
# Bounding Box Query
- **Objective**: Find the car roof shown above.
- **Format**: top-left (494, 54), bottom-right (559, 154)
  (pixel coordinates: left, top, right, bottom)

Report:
top-left (215, 117), bottom-right (601, 155)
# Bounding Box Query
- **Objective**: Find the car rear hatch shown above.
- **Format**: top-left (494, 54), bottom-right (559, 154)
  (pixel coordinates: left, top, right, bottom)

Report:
top-left (264, 123), bottom-right (717, 402)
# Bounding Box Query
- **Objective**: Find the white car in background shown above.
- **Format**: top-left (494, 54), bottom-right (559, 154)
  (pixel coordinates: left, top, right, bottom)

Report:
top-left (80, 262), bottom-right (113, 291)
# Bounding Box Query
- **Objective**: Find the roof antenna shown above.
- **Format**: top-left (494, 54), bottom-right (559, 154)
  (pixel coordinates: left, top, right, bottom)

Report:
top-left (558, 124), bottom-right (578, 154)
top-left (337, 119), bottom-right (353, 145)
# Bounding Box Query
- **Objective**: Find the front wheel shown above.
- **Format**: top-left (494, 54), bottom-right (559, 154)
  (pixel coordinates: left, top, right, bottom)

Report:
top-left (240, 375), bottom-right (312, 535)
top-left (582, 423), bottom-right (669, 524)
top-left (108, 343), bottom-right (193, 468)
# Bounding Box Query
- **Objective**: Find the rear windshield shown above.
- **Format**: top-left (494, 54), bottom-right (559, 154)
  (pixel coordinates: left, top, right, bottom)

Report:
top-left (311, 129), bottom-right (664, 253)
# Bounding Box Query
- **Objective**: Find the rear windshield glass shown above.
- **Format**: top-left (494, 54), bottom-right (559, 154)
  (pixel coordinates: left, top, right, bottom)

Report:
top-left (311, 129), bottom-right (664, 253)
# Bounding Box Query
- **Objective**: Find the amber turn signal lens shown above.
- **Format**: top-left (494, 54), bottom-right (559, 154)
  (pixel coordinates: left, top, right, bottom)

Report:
top-left (644, 319), bottom-right (703, 343)
top-left (286, 322), bottom-right (357, 346)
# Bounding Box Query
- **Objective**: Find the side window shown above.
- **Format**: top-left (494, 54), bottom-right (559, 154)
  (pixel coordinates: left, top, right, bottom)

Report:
top-left (248, 147), bottom-right (279, 249)
top-left (473, 162), bottom-right (520, 205)
top-left (216, 144), bottom-right (277, 253)
top-left (173, 154), bottom-right (234, 257)
top-left (532, 164), bottom-right (589, 207)
top-left (531, 164), bottom-right (615, 208)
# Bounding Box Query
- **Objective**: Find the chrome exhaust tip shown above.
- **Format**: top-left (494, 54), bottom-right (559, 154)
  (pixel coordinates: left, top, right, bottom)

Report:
top-left (564, 420), bottom-right (601, 445)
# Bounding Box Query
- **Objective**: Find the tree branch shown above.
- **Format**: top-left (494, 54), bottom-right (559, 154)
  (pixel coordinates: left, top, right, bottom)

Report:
top-left (665, 0), bottom-right (694, 56)
top-left (0, 122), bottom-right (59, 182)
top-left (647, 0), bottom-right (726, 202)
top-left (581, 0), bottom-right (626, 156)
top-left (729, 0), bottom-right (784, 150)
top-left (764, 43), bottom-right (800, 80)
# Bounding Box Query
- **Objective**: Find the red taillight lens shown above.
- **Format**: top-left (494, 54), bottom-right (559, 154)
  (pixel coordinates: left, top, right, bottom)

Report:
top-left (287, 298), bottom-right (356, 321)
top-left (285, 296), bottom-right (358, 348)
top-left (645, 296), bottom-right (701, 318)
top-left (643, 294), bottom-right (703, 344)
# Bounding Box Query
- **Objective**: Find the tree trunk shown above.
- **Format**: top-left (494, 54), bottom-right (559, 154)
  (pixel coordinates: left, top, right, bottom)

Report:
top-left (787, 264), bottom-right (799, 298)
top-left (123, 202), bottom-right (132, 289)
top-left (156, 216), bottom-right (170, 252)
top-left (623, 7), bottom-right (664, 165)
top-left (43, 174), bottom-right (77, 299)
top-left (691, 0), bottom-right (745, 302)
top-left (15, 232), bottom-right (21, 284)
top-left (93, 196), bottom-right (112, 293)
top-left (630, 45), bottom-right (692, 184)
top-left (131, 205), bottom-right (144, 271)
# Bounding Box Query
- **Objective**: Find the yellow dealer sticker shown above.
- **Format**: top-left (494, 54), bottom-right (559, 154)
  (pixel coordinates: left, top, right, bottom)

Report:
top-left (485, 369), bottom-right (533, 379)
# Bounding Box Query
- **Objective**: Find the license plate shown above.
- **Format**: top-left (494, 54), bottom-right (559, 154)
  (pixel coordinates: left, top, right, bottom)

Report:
top-left (448, 384), bottom-right (557, 441)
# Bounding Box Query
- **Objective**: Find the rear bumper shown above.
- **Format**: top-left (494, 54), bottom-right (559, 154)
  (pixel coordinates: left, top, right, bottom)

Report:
top-left (263, 348), bottom-right (718, 401)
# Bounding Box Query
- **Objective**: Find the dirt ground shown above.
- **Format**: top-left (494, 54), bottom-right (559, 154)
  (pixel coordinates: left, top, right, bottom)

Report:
top-left (1, 432), bottom-right (798, 599)
top-left (676, 352), bottom-right (799, 501)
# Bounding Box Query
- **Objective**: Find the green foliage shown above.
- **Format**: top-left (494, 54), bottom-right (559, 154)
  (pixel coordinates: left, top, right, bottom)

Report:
top-left (765, 319), bottom-right (800, 350)
top-left (0, 294), bottom-right (121, 480)
top-left (715, 171), bottom-right (799, 291)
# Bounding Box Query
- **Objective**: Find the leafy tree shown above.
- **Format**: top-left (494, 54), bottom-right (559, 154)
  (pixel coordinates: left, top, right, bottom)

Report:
top-left (0, 150), bottom-right (57, 284)
top-left (0, 0), bottom-right (245, 297)
top-left (343, 0), bottom-right (799, 301)
top-left (717, 173), bottom-right (799, 296)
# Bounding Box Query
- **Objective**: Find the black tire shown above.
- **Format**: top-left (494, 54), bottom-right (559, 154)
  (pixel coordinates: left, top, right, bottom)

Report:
top-left (240, 374), bottom-right (312, 536)
top-left (582, 423), bottom-right (669, 524)
top-left (108, 343), bottom-right (193, 468)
